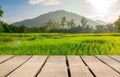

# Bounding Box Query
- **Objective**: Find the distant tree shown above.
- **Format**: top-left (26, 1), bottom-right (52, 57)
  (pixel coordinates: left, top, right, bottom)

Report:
top-left (0, 6), bottom-right (4, 32)
top-left (11, 25), bottom-right (18, 33)
top-left (45, 19), bottom-right (53, 31)
top-left (67, 19), bottom-right (76, 29)
top-left (85, 25), bottom-right (93, 33)
top-left (81, 17), bottom-right (87, 27)
top-left (0, 21), bottom-right (3, 32)
top-left (95, 25), bottom-right (106, 33)
top-left (114, 16), bottom-right (120, 32)
top-left (67, 21), bottom-right (70, 29)
top-left (2, 22), bottom-right (12, 33)
top-left (81, 17), bottom-right (88, 33)
top-left (18, 25), bottom-right (27, 33)
top-left (106, 24), bottom-right (114, 32)
top-left (28, 26), bottom-right (37, 33)
top-left (52, 22), bottom-right (60, 29)
top-left (0, 6), bottom-right (3, 19)
top-left (38, 27), bottom-right (46, 32)
top-left (61, 17), bottom-right (66, 29)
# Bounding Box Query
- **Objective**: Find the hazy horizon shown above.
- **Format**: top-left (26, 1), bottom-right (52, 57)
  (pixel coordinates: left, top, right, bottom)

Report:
top-left (0, 0), bottom-right (120, 24)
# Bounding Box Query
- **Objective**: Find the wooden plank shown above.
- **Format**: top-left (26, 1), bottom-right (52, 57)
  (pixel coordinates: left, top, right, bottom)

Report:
top-left (0, 56), bottom-right (31, 77)
top-left (37, 56), bottom-right (68, 77)
top-left (82, 56), bottom-right (120, 77)
top-left (68, 56), bottom-right (93, 77)
top-left (7, 56), bottom-right (47, 77)
top-left (97, 56), bottom-right (120, 73)
top-left (0, 55), bottom-right (14, 63)
top-left (110, 56), bottom-right (120, 62)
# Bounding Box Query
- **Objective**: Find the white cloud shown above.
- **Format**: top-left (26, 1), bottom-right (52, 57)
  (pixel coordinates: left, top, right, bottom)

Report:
top-left (42, 0), bottom-right (60, 5)
top-left (29, 0), bottom-right (44, 5)
top-left (29, 0), bottom-right (60, 5)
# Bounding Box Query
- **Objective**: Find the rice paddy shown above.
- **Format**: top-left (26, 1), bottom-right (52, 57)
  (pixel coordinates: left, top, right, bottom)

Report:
top-left (0, 33), bottom-right (120, 55)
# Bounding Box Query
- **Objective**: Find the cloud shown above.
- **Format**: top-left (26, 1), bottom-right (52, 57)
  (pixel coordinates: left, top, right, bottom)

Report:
top-left (29, 0), bottom-right (44, 5)
top-left (29, 0), bottom-right (60, 5)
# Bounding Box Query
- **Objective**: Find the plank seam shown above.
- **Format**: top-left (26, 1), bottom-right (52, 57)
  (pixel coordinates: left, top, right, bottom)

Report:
top-left (5, 56), bottom-right (33, 77)
top-left (0, 56), bottom-right (15, 64)
top-left (80, 56), bottom-right (96, 77)
top-left (109, 56), bottom-right (120, 63)
top-left (35, 56), bottom-right (49, 77)
top-left (66, 56), bottom-right (71, 77)
top-left (95, 56), bottom-right (120, 74)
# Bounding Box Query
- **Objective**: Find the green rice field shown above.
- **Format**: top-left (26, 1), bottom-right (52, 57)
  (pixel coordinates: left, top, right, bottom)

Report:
top-left (0, 33), bottom-right (120, 55)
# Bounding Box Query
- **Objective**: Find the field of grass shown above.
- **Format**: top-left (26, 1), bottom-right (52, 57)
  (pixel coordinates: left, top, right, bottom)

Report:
top-left (0, 33), bottom-right (120, 55)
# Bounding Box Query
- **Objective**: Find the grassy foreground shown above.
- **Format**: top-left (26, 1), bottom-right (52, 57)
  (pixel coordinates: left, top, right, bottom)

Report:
top-left (0, 33), bottom-right (120, 55)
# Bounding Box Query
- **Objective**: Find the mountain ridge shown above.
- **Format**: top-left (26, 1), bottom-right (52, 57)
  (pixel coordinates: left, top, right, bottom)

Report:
top-left (13, 10), bottom-right (104, 27)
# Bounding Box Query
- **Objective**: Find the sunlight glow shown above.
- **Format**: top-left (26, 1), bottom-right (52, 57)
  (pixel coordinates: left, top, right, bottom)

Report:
top-left (86, 0), bottom-right (118, 13)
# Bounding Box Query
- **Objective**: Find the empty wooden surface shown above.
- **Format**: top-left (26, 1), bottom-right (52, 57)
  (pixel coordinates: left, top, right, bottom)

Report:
top-left (110, 56), bottom-right (120, 62)
top-left (0, 55), bottom-right (120, 77)
top-left (97, 55), bottom-right (120, 73)
top-left (7, 56), bottom-right (47, 77)
top-left (0, 56), bottom-right (31, 77)
top-left (82, 56), bottom-right (120, 77)
top-left (68, 56), bottom-right (93, 77)
top-left (37, 56), bottom-right (68, 77)
top-left (0, 55), bottom-right (13, 63)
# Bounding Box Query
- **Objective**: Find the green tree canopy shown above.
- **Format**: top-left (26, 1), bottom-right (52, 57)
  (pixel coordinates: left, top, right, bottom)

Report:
top-left (114, 16), bottom-right (120, 32)
top-left (61, 17), bottom-right (66, 28)
top-left (0, 6), bottom-right (4, 17)
top-left (0, 6), bottom-right (4, 32)
top-left (18, 25), bottom-right (27, 33)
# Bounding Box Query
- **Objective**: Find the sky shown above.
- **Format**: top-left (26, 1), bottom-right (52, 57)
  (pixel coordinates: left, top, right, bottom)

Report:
top-left (0, 0), bottom-right (120, 24)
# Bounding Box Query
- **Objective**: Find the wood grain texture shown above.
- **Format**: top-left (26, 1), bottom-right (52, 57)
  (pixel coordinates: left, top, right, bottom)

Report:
top-left (82, 56), bottom-right (120, 77)
top-left (110, 56), bottom-right (120, 62)
top-left (68, 56), bottom-right (93, 77)
top-left (0, 56), bottom-right (31, 77)
top-left (7, 56), bottom-right (47, 77)
top-left (97, 55), bottom-right (120, 73)
top-left (37, 56), bottom-right (68, 77)
top-left (0, 55), bottom-right (14, 63)
top-left (0, 56), bottom-right (119, 77)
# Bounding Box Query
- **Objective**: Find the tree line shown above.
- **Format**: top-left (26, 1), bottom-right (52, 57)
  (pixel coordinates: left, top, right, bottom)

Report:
top-left (0, 6), bottom-right (120, 33)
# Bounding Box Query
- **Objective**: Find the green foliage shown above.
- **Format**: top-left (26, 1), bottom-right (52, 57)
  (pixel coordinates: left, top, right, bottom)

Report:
top-left (0, 33), bottom-right (120, 55)
top-left (0, 22), bottom-right (3, 32)
top-left (18, 25), bottom-right (27, 33)
top-left (61, 17), bottom-right (67, 28)
top-left (0, 6), bottom-right (4, 32)
top-left (0, 6), bottom-right (3, 17)
top-left (81, 17), bottom-right (87, 27)
top-left (114, 16), bottom-right (120, 32)
top-left (0, 35), bottom-right (14, 42)
top-left (27, 35), bottom-right (37, 41)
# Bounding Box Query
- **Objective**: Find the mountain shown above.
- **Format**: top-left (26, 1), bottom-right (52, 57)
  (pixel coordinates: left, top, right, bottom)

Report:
top-left (13, 10), bottom-right (101, 27)
top-left (95, 20), bottom-right (107, 25)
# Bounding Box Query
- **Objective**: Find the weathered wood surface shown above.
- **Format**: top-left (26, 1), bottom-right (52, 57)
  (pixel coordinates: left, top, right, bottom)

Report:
top-left (110, 56), bottom-right (120, 62)
top-left (0, 56), bottom-right (31, 77)
top-left (7, 56), bottom-right (47, 77)
top-left (68, 56), bottom-right (93, 77)
top-left (37, 56), bottom-right (68, 77)
top-left (97, 55), bottom-right (120, 73)
top-left (82, 56), bottom-right (120, 77)
top-left (0, 55), bottom-right (120, 77)
top-left (0, 55), bottom-right (14, 64)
